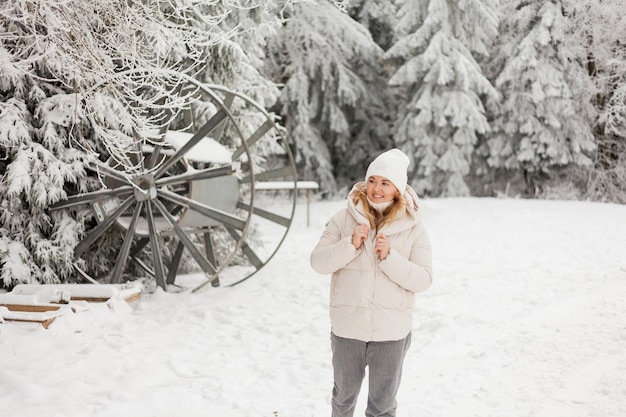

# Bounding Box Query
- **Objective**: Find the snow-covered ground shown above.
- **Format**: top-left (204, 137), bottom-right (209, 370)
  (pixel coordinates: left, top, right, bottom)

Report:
top-left (1, 197), bottom-right (625, 417)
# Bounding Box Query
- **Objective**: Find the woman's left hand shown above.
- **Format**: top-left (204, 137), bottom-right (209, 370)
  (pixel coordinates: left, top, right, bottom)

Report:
top-left (375, 233), bottom-right (390, 260)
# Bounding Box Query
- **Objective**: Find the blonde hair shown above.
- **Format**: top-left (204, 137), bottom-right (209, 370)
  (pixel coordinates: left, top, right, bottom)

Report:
top-left (352, 183), bottom-right (407, 231)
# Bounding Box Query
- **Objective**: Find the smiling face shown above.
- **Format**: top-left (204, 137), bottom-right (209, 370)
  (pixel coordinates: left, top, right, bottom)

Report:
top-left (366, 175), bottom-right (399, 203)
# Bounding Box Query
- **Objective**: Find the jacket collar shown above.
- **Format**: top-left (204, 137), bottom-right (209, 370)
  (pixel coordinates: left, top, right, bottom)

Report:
top-left (346, 182), bottom-right (422, 235)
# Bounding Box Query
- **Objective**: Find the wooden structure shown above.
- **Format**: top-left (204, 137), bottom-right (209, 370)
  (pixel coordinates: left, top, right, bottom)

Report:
top-left (49, 84), bottom-right (305, 292)
top-left (255, 181), bottom-right (319, 226)
top-left (0, 283), bottom-right (142, 328)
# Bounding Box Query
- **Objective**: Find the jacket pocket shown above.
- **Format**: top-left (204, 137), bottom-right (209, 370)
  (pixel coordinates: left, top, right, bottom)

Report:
top-left (330, 268), bottom-right (369, 307)
top-left (372, 274), bottom-right (415, 309)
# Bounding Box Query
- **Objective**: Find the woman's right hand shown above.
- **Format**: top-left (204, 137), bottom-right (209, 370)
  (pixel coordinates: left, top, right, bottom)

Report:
top-left (351, 224), bottom-right (370, 249)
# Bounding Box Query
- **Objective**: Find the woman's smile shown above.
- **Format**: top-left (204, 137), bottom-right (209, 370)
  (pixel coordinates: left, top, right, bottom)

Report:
top-left (366, 175), bottom-right (398, 203)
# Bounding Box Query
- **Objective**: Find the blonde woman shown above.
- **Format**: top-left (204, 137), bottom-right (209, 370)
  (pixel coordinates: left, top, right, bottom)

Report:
top-left (311, 149), bottom-right (433, 417)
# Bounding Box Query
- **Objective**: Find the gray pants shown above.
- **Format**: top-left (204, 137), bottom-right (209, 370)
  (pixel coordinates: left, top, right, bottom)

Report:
top-left (330, 332), bottom-right (412, 417)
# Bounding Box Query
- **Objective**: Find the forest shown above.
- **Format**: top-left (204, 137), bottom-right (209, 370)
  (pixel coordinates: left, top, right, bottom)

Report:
top-left (1, 0), bottom-right (625, 287)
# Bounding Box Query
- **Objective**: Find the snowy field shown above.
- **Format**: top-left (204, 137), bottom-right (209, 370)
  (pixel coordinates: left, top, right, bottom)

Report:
top-left (1, 197), bottom-right (625, 417)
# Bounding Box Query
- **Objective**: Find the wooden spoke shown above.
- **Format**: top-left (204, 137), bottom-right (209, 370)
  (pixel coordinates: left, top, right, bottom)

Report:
top-left (154, 109), bottom-right (228, 179)
top-left (211, 93), bottom-right (234, 142)
top-left (91, 162), bottom-right (132, 183)
top-left (147, 144), bottom-right (163, 170)
top-left (236, 202), bottom-right (291, 228)
top-left (231, 119), bottom-right (275, 160)
top-left (224, 226), bottom-right (264, 270)
top-left (203, 231), bottom-right (220, 287)
top-left (50, 187), bottom-right (133, 210)
top-left (110, 201), bottom-right (144, 284)
top-left (240, 166), bottom-right (295, 184)
top-left (151, 198), bottom-right (217, 275)
top-left (117, 152), bottom-right (143, 175)
top-left (146, 116), bottom-right (171, 170)
top-left (145, 200), bottom-right (166, 289)
top-left (155, 165), bottom-right (234, 187)
top-left (129, 237), bottom-right (149, 258)
top-left (158, 189), bottom-right (246, 231)
top-left (166, 242), bottom-right (185, 285)
top-left (74, 196), bottom-right (135, 257)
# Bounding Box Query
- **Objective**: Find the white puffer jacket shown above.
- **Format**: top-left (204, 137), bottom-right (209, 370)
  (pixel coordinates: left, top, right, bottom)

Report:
top-left (310, 183), bottom-right (432, 342)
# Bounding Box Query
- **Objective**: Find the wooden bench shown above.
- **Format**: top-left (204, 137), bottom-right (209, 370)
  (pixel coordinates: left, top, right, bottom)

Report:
top-left (255, 181), bottom-right (319, 226)
top-left (0, 305), bottom-right (73, 329)
top-left (0, 283), bottom-right (142, 328)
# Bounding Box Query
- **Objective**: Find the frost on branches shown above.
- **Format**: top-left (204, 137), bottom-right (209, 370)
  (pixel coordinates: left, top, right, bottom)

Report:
top-left (264, 1), bottom-right (390, 194)
top-left (485, 0), bottom-right (596, 195)
top-left (0, 0), bottom-right (282, 288)
top-left (386, 0), bottom-right (500, 197)
top-left (0, 93), bottom-right (95, 287)
top-left (567, 0), bottom-right (626, 203)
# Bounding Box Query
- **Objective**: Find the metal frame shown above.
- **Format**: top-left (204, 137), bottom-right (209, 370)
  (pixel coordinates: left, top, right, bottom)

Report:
top-left (50, 79), bottom-right (298, 291)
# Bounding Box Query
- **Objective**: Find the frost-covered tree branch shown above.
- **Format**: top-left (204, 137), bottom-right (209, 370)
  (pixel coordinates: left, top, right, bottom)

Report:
top-left (0, 0), bottom-right (284, 287)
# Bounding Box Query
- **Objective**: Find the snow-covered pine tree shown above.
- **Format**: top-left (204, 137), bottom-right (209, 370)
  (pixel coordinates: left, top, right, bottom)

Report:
top-left (483, 0), bottom-right (596, 196)
top-left (566, 0), bottom-right (626, 203)
top-left (0, 0), bottom-right (281, 288)
top-left (385, 0), bottom-right (499, 196)
top-left (347, 0), bottom-right (399, 50)
top-left (264, 1), bottom-right (391, 194)
top-left (177, 3), bottom-right (284, 180)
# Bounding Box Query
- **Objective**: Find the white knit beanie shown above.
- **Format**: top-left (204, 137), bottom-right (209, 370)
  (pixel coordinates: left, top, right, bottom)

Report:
top-left (365, 149), bottom-right (410, 193)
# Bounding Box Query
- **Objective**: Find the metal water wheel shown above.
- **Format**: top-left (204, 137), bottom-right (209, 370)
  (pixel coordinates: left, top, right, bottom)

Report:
top-left (50, 82), bottom-right (297, 292)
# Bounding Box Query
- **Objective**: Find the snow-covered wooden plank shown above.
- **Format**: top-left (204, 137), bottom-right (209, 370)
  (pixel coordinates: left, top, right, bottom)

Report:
top-left (0, 294), bottom-right (64, 313)
top-left (0, 296), bottom-right (87, 313)
top-left (12, 284), bottom-right (116, 300)
top-left (116, 287), bottom-right (142, 304)
top-left (0, 305), bottom-right (70, 329)
top-left (0, 294), bottom-right (45, 306)
top-left (0, 285), bottom-right (70, 304)
top-left (10, 283), bottom-right (143, 303)
top-left (0, 303), bottom-right (61, 313)
top-left (254, 181), bottom-right (319, 190)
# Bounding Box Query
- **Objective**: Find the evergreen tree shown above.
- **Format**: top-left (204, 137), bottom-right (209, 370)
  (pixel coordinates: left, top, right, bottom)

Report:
top-left (568, 0), bottom-right (626, 202)
top-left (385, 0), bottom-right (499, 196)
top-left (0, 0), bottom-right (280, 288)
top-left (264, 1), bottom-right (391, 194)
top-left (483, 0), bottom-right (596, 196)
top-left (347, 0), bottom-right (399, 50)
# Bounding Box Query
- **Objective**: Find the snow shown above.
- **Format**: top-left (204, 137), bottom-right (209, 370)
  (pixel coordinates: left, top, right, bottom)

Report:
top-left (164, 130), bottom-right (232, 164)
top-left (4, 283), bottom-right (142, 306)
top-left (255, 181), bottom-right (319, 190)
top-left (1, 197), bottom-right (625, 417)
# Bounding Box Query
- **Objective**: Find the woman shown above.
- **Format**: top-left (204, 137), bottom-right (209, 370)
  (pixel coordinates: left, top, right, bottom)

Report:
top-left (310, 149), bottom-right (433, 417)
